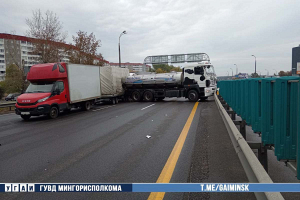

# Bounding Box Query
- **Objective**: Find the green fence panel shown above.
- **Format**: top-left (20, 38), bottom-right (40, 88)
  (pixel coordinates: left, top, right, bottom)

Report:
top-left (274, 76), bottom-right (300, 161)
top-left (231, 80), bottom-right (237, 112)
top-left (261, 78), bottom-right (277, 145)
top-left (240, 79), bottom-right (247, 120)
top-left (250, 78), bottom-right (262, 133)
top-left (235, 79), bottom-right (241, 116)
top-left (245, 79), bottom-right (252, 125)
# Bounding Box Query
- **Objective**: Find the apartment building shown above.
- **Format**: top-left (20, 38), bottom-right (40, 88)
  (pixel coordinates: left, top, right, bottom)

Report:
top-left (0, 33), bottom-right (109, 81)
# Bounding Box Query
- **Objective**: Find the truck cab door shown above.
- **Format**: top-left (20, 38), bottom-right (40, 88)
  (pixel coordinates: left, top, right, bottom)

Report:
top-left (194, 66), bottom-right (206, 88)
top-left (183, 67), bottom-right (195, 85)
top-left (53, 81), bottom-right (68, 110)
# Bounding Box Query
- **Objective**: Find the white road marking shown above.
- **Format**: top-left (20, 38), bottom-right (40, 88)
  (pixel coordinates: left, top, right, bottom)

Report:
top-left (92, 105), bottom-right (116, 111)
top-left (141, 104), bottom-right (155, 110)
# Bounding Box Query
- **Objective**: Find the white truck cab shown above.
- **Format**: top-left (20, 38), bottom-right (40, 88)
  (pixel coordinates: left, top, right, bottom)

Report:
top-left (183, 63), bottom-right (216, 98)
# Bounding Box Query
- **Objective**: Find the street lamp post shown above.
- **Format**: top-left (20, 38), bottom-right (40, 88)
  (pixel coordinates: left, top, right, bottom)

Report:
top-left (234, 64), bottom-right (238, 75)
top-left (119, 30), bottom-right (127, 68)
top-left (251, 55), bottom-right (256, 75)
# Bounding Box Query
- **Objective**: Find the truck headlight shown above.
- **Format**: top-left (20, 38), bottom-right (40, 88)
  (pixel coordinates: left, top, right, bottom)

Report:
top-left (37, 96), bottom-right (50, 103)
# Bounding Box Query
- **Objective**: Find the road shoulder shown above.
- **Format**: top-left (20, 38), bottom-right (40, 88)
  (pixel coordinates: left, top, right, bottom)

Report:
top-left (185, 98), bottom-right (256, 200)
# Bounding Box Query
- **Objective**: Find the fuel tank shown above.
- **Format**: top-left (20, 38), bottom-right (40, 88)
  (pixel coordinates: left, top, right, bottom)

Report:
top-left (124, 72), bottom-right (183, 85)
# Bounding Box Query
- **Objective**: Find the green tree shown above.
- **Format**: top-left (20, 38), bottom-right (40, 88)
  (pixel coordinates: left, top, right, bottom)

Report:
top-left (153, 64), bottom-right (172, 72)
top-left (172, 66), bottom-right (182, 72)
top-left (278, 70), bottom-right (292, 77)
top-left (149, 67), bottom-right (156, 72)
top-left (3, 64), bottom-right (28, 93)
top-left (155, 68), bottom-right (166, 73)
top-left (251, 73), bottom-right (259, 78)
top-left (153, 64), bottom-right (182, 73)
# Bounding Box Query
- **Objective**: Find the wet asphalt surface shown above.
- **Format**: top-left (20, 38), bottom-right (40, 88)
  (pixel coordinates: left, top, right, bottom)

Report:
top-left (0, 97), bottom-right (258, 199)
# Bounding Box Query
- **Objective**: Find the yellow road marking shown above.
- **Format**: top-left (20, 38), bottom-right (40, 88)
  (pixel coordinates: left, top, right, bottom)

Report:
top-left (147, 102), bottom-right (199, 200)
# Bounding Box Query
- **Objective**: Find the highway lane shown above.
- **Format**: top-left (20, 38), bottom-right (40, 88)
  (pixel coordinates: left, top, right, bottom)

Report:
top-left (0, 97), bottom-right (253, 200)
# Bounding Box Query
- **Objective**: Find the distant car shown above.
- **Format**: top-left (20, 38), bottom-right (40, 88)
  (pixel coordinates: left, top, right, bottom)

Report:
top-left (5, 93), bottom-right (20, 101)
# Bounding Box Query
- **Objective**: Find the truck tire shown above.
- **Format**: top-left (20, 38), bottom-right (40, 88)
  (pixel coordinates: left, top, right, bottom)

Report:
top-left (143, 91), bottom-right (154, 102)
top-left (82, 101), bottom-right (91, 110)
top-left (115, 98), bottom-right (119, 104)
top-left (131, 91), bottom-right (141, 102)
top-left (21, 115), bottom-right (31, 120)
top-left (49, 106), bottom-right (59, 119)
top-left (188, 90), bottom-right (199, 102)
top-left (111, 98), bottom-right (116, 105)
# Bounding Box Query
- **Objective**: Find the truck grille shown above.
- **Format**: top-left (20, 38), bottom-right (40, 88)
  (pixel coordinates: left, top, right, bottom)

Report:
top-left (17, 102), bottom-right (37, 106)
top-left (18, 108), bottom-right (35, 112)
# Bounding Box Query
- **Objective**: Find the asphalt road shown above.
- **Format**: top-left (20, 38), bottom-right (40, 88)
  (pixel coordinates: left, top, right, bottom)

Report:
top-left (0, 97), bottom-right (254, 200)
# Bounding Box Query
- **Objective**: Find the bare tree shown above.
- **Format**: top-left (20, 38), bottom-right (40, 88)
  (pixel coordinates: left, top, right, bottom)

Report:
top-left (26, 9), bottom-right (67, 63)
top-left (69, 31), bottom-right (102, 65)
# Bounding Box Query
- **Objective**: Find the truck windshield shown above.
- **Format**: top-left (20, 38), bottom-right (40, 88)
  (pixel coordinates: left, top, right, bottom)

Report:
top-left (206, 66), bottom-right (215, 75)
top-left (25, 82), bottom-right (54, 93)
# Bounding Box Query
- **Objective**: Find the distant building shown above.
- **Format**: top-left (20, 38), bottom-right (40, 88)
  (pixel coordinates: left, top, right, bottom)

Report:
top-left (109, 62), bottom-right (150, 73)
top-left (292, 45), bottom-right (300, 75)
top-left (0, 33), bottom-right (109, 81)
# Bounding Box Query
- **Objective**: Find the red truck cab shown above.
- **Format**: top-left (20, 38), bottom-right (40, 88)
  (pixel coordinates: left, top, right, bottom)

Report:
top-left (15, 63), bottom-right (70, 120)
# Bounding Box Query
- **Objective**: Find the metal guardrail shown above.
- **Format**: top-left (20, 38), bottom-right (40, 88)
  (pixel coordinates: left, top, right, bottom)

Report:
top-left (0, 102), bottom-right (16, 110)
top-left (215, 93), bottom-right (284, 200)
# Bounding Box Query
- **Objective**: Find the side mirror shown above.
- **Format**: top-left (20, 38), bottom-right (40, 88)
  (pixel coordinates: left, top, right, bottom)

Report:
top-left (52, 88), bottom-right (61, 95)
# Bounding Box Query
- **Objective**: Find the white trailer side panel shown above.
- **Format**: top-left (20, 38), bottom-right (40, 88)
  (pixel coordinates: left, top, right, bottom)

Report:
top-left (67, 64), bottom-right (101, 103)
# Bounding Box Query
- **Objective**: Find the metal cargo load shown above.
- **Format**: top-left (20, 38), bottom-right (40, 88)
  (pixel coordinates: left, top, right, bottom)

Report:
top-left (124, 72), bottom-right (183, 85)
top-left (100, 66), bottom-right (129, 96)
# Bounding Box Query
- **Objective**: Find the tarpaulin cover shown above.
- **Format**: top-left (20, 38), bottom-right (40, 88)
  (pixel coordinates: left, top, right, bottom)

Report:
top-left (100, 66), bottom-right (129, 95)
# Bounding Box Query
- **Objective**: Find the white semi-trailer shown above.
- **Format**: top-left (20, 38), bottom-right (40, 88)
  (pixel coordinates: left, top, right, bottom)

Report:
top-left (123, 63), bottom-right (215, 102)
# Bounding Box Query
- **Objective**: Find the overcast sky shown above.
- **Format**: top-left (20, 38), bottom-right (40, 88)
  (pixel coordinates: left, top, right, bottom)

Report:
top-left (1, 0), bottom-right (300, 75)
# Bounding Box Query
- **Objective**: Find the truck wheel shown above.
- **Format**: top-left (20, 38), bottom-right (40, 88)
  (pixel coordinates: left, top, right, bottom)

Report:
top-left (131, 91), bottom-right (141, 102)
top-left (111, 98), bottom-right (116, 105)
top-left (82, 101), bottom-right (91, 110)
top-left (21, 115), bottom-right (31, 120)
top-left (115, 98), bottom-right (119, 104)
top-left (188, 90), bottom-right (199, 102)
top-left (143, 91), bottom-right (154, 102)
top-left (49, 106), bottom-right (59, 119)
